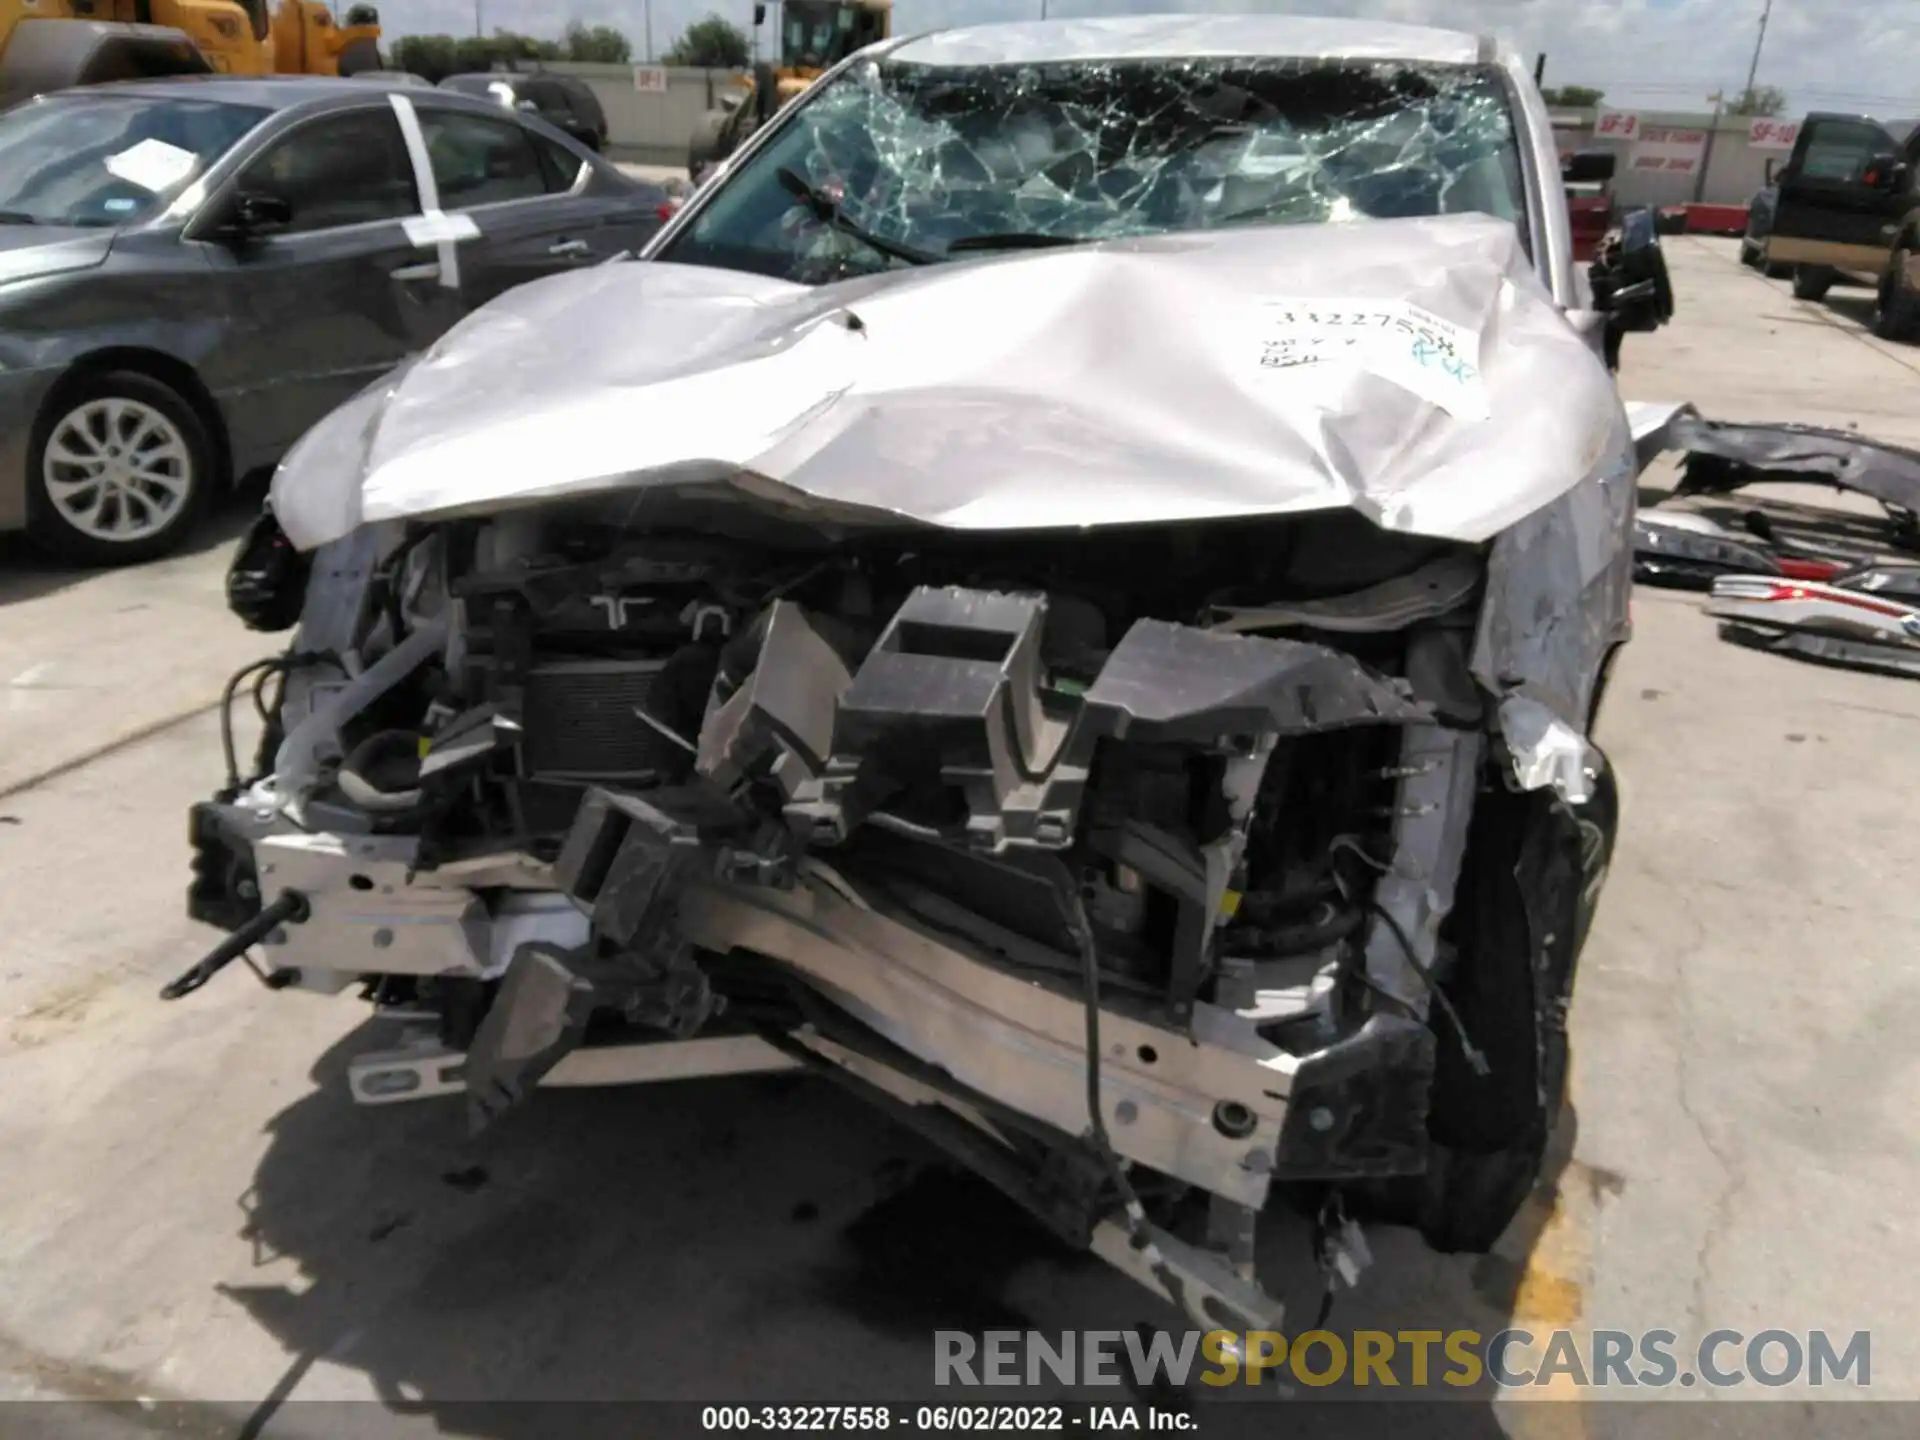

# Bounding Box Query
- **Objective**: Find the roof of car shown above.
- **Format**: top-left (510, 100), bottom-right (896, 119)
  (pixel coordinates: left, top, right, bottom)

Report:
top-left (37, 73), bottom-right (497, 111)
top-left (442, 70), bottom-right (588, 88)
top-left (886, 16), bottom-right (1487, 68)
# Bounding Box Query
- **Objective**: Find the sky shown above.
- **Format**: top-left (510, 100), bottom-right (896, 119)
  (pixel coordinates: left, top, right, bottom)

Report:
top-left (386, 1), bottom-right (1920, 117)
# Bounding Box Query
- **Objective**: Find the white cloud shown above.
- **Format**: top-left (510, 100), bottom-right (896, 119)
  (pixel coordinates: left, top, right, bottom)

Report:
top-left (384, 1), bottom-right (1917, 117)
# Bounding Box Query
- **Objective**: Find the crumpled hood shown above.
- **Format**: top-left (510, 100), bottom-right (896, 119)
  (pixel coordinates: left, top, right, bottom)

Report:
top-left (0, 225), bottom-right (115, 288)
top-left (272, 212), bottom-right (1627, 551)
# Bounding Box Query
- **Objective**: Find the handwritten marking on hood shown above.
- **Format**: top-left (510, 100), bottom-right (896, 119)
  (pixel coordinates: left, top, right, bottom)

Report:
top-left (1256, 299), bottom-right (1488, 422)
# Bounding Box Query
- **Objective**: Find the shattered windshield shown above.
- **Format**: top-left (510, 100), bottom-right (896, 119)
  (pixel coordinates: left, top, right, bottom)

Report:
top-left (661, 54), bottom-right (1527, 284)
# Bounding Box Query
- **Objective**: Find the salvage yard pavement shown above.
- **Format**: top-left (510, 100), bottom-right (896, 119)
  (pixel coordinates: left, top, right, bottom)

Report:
top-left (0, 236), bottom-right (1916, 1429)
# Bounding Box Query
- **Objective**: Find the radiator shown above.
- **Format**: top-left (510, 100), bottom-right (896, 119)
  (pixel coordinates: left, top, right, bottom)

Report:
top-left (519, 659), bottom-right (683, 780)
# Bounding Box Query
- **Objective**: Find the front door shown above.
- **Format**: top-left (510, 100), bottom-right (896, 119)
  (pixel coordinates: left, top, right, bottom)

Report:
top-left (1769, 112), bottom-right (1908, 278)
top-left (196, 104), bottom-right (467, 466)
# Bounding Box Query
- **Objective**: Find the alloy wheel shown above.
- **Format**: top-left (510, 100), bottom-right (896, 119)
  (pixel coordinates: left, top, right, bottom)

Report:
top-left (41, 397), bottom-right (194, 544)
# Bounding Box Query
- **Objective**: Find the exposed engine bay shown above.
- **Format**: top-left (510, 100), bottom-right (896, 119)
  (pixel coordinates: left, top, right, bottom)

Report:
top-left (183, 485), bottom-right (1621, 1333)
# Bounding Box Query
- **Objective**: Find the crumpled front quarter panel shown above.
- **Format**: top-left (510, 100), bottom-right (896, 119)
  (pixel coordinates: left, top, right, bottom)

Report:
top-left (1472, 407), bottom-right (1637, 764)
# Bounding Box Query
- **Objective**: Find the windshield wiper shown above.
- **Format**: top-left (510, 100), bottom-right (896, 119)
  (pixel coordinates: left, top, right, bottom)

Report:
top-left (945, 233), bottom-right (1083, 254)
top-left (775, 167), bottom-right (936, 266)
top-left (0, 211), bottom-right (39, 225)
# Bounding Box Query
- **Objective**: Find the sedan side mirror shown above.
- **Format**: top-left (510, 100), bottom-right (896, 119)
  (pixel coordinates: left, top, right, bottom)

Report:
top-left (217, 190), bottom-right (293, 244)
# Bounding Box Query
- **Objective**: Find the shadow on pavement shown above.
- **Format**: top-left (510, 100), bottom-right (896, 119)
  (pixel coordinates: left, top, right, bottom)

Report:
top-left (0, 482), bottom-right (259, 610)
top-left (206, 1015), bottom-right (1599, 1438)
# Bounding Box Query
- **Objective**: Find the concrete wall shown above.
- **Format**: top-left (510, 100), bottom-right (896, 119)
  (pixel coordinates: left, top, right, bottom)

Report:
top-left (545, 62), bottom-right (745, 167)
top-left (1553, 108), bottom-right (1920, 211)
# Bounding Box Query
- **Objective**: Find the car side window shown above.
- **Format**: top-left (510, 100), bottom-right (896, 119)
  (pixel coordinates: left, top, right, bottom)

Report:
top-left (238, 108), bottom-right (418, 234)
top-left (530, 131), bottom-right (589, 193)
top-left (419, 109), bottom-right (548, 209)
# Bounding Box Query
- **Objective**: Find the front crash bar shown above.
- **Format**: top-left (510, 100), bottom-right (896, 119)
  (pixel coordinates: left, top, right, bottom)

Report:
top-left (673, 872), bottom-right (1301, 1210)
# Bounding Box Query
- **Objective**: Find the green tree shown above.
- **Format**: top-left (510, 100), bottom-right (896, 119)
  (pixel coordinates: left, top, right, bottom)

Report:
top-left (390, 33), bottom-right (458, 81)
top-left (1727, 85), bottom-right (1788, 117)
top-left (664, 14), bottom-right (750, 68)
top-left (563, 21), bottom-right (633, 63)
top-left (393, 29), bottom-right (565, 79)
top-left (1540, 85), bottom-right (1605, 108)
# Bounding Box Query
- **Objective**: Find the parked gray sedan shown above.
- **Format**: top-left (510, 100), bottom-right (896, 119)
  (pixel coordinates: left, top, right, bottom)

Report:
top-left (0, 75), bottom-right (668, 564)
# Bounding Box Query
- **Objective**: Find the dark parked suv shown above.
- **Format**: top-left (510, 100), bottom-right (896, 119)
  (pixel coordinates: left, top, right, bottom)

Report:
top-left (439, 71), bottom-right (610, 153)
top-left (1762, 110), bottom-right (1920, 335)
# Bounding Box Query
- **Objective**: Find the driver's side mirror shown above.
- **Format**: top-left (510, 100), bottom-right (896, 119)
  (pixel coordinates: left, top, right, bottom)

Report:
top-left (1764, 156), bottom-right (1781, 185)
top-left (1863, 152), bottom-right (1907, 190)
top-left (215, 190), bottom-right (292, 245)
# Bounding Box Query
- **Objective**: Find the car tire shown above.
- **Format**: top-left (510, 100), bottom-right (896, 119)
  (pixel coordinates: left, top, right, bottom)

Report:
top-left (1874, 244), bottom-right (1920, 341)
top-left (1792, 264), bottom-right (1835, 301)
top-left (1344, 756), bottom-right (1616, 1256)
top-left (25, 369), bottom-right (214, 566)
top-left (1740, 233), bottom-right (1761, 267)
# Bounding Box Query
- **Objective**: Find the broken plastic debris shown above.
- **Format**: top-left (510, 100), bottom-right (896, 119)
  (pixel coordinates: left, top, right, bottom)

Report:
top-left (1498, 695), bottom-right (1596, 804)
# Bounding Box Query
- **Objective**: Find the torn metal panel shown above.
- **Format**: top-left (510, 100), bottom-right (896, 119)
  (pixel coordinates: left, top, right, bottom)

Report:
top-left (271, 215), bottom-right (1624, 553)
top-left (1670, 415), bottom-right (1920, 526)
top-left (1633, 510), bottom-right (1793, 589)
top-left (1624, 400), bottom-right (1697, 475)
top-left (1471, 418), bottom-right (1634, 793)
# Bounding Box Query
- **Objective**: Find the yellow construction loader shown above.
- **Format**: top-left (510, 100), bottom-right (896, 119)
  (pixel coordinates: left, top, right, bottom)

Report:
top-left (688, 0), bottom-right (890, 176)
top-left (0, 1), bottom-right (383, 108)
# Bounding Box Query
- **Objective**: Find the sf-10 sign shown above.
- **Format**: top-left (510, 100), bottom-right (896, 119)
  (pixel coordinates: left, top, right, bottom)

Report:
top-left (1595, 109), bottom-right (1640, 139)
top-left (1748, 118), bottom-right (1802, 150)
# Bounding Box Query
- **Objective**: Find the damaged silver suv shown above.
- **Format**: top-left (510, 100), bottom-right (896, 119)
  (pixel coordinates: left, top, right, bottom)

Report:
top-left (175, 17), bottom-right (1658, 1332)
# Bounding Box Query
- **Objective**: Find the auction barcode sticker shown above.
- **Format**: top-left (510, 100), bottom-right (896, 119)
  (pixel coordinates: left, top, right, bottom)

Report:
top-left (1254, 300), bottom-right (1489, 420)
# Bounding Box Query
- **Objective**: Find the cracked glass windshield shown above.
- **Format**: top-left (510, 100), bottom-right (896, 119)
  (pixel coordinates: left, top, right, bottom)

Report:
top-left (662, 54), bottom-right (1527, 284)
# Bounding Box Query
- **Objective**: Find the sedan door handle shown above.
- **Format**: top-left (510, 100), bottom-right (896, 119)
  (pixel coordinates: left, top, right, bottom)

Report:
top-left (548, 238), bottom-right (592, 258)
top-left (389, 261), bottom-right (442, 283)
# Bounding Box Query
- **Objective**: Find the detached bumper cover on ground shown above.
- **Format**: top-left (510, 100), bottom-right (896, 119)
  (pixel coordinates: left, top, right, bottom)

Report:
top-left (1632, 409), bottom-right (1920, 678)
top-left (180, 218), bottom-right (1638, 1330)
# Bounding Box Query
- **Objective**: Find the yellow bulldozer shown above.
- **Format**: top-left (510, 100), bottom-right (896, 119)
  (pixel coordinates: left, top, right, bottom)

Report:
top-left (688, 0), bottom-right (891, 177)
top-left (0, 1), bottom-right (383, 109)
